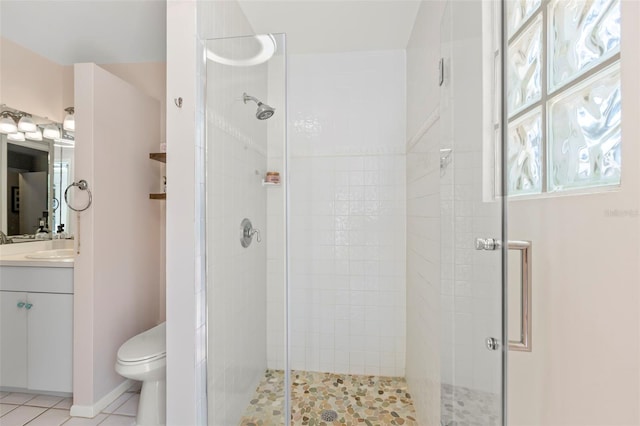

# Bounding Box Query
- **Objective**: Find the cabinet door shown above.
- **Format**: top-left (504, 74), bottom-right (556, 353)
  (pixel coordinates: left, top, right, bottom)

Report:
top-left (27, 293), bottom-right (73, 393)
top-left (0, 291), bottom-right (28, 389)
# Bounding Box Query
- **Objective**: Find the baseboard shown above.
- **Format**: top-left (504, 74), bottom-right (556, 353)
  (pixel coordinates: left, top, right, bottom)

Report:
top-left (70, 379), bottom-right (132, 418)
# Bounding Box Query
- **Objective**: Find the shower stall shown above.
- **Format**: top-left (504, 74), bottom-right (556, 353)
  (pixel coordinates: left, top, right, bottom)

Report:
top-left (204, 2), bottom-right (505, 425)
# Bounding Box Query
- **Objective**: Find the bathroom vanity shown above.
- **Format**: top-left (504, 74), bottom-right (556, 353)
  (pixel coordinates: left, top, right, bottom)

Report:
top-left (0, 243), bottom-right (74, 394)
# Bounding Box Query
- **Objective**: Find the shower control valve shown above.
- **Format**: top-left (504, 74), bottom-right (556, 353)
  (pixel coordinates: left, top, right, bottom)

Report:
top-left (240, 218), bottom-right (261, 248)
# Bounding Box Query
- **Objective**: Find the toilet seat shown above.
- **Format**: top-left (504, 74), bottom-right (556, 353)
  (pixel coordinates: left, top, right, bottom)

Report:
top-left (117, 353), bottom-right (166, 366)
top-left (117, 322), bottom-right (166, 364)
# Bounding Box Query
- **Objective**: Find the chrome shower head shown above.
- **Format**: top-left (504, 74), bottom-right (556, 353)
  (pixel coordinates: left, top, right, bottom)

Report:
top-left (243, 92), bottom-right (275, 120)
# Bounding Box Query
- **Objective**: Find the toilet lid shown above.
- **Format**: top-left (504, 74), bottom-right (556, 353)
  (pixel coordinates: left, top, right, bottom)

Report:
top-left (117, 322), bottom-right (166, 363)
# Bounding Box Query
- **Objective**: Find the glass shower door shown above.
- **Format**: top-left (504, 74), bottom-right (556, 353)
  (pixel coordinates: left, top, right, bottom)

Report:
top-left (204, 33), bottom-right (287, 426)
top-left (439, 1), bottom-right (506, 425)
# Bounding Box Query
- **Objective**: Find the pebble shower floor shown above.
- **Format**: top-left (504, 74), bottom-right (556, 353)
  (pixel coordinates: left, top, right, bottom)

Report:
top-left (240, 370), bottom-right (418, 426)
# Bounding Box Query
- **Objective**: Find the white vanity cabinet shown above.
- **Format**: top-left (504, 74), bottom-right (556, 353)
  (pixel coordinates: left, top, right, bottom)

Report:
top-left (0, 266), bottom-right (73, 394)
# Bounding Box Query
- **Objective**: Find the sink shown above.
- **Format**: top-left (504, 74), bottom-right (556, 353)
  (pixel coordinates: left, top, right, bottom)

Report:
top-left (25, 249), bottom-right (75, 260)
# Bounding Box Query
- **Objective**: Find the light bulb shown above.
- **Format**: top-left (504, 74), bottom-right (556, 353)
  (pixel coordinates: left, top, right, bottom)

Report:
top-left (43, 124), bottom-right (61, 139)
top-left (63, 107), bottom-right (75, 132)
top-left (0, 115), bottom-right (17, 134)
top-left (8, 132), bottom-right (26, 142)
top-left (17, 115), bottom-right (36, 133)
top-left (25, 129), bottom-right (43, 141)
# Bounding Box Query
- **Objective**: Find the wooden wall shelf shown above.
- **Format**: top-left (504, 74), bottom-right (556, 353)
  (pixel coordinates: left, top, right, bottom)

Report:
top-left (149, 152), bottom-right (166, 199)
top-left (149, 153), bottom-right (166, 163)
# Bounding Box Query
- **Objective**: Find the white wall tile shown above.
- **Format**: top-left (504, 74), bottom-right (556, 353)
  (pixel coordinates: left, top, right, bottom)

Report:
top-left (267, 50), bottom-right (406, 377)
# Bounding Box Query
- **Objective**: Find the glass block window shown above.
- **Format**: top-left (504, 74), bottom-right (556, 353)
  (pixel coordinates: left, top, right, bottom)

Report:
top-left (507, 0), bottom-right (542, 38)
top-left (508, 108), bottom-right (543, 194)
top-left (507, 15), bottom-right (542, 114)
top-left (505, 0), bottom-right (621, 196)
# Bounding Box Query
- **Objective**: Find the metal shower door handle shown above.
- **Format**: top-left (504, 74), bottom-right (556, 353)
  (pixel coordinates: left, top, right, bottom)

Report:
top-left (508, 240), bottom-right (532, 352)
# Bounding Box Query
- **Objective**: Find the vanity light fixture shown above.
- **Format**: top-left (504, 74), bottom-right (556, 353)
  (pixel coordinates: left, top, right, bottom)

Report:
top-left (7, 132), bottom-right (26, 142)
top-left (63, 107), bottom-right (75, 132)
top-left (25, 128), bottom-right (43, 141)
top-left (43, 123), bottom-right (61, 140)
top-left (17, 114), bottom-right (36, 133)
top-left (0, 112), bottom-right (18, 134)
top-left (0, 110), bottom-right (37, 134)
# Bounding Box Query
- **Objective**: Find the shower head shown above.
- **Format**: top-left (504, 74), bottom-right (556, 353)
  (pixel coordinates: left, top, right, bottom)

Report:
top-left (243, 93), bottom-right (275, 120)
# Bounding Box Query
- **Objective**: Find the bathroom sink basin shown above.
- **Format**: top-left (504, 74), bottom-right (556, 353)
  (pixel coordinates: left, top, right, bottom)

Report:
top-left (25, 248), bottom-right (75, 260)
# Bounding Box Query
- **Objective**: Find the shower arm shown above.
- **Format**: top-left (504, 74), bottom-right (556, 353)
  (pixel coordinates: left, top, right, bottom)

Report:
top-left (243, 93), bottom-right (262, 105)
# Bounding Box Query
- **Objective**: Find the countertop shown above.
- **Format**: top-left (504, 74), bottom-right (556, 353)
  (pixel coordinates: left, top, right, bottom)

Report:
top-left (0, 240), bottom-right (75, 268)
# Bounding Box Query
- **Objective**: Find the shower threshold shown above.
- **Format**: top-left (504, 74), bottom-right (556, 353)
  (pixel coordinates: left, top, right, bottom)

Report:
top-left (240, 369), bottom-right (418, 425)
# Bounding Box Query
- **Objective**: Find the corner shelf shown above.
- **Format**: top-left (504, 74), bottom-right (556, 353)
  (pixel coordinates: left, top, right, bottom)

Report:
top-left (150, 152), bottom-right (166, 200)
top-left (262, 180), bottom-right (281, 187)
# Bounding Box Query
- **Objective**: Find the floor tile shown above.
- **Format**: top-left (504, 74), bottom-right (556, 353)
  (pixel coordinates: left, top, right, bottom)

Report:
top-left (441, 383), bottom-right (500, 426)
top-left (0, 403), bottom-right (18, 416)
top-left (101, 394), bottom-right (132, 415)
top-left (98, 415), bottom-right (135, 426)
top-left (0, 405), bottom-right (46, 425)
top-left (25, 408), bottom-right (70, 426)
top-left (125, 382), bottom-right (141, 394)
top-left (62, 414), bottom-right (108, 426)
top-left (1, 393), bottom-right (37, 405)
top-left (112, 395), bottom-right (138, 417)
top-left (240, 370), bottom-right (418, 425)
top-left (54, 398), bottom-right (73, 410)
top-left (24, 395), bottom-right (65, 408)
top-left (0, 389), bottom-right (137, 425)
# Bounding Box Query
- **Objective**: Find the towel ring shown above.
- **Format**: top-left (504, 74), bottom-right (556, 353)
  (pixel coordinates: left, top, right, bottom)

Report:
top-left (64, 180), bottom-right (92, 212)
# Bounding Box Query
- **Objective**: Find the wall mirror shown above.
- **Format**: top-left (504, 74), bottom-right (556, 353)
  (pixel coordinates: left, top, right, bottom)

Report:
top-left (0, 105), bottom-right (74, 242)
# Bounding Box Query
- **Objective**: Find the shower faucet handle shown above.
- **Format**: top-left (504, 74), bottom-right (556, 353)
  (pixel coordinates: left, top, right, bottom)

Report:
top-left (240, 218), bottom-right (261, 247)
top-left (475, 237), bottom-right (502, 251)
top-left (249, 227), bottom-right (261, 243)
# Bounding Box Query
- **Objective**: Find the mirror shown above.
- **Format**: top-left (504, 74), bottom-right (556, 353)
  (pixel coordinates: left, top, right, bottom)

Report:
top-left (0, 106), bottom-right (74, 242)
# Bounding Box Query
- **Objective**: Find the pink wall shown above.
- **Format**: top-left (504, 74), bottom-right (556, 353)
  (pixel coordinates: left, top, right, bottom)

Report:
top-left (0, 37), bottom-right (67, 122)
top-left (73, 63), bottom-right (162, 408)
top-left (0, 38), bottom-right (166, 146)
top-left (508, 1), bottom-right (640, 424)
top-left (99, 62), bottom-right (167, 322)
top-left (99, 63), bottom-right (166, 145)
top-left (1, 39), bottom-right (167, 411)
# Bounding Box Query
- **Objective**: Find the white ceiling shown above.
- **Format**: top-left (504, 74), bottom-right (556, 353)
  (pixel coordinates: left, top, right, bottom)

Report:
top-left (0, 0), bottom-right (166, 65)
top-left (237, 1), bottom-right (422, 54)
top-left (0, 1), bottom-right (420, 65)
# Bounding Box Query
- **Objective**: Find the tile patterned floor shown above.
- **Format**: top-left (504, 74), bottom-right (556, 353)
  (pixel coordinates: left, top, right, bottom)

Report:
top-left (0, 382), bottom-right (140, 426)
top-left (440, 383), bottom-right (500, 426)
top-left (240, 370), bottom-right (418, 426)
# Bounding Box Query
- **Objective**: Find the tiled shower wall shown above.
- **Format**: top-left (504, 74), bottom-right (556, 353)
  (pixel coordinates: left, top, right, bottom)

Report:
top-left (266, 50), bottom-right (407, 377)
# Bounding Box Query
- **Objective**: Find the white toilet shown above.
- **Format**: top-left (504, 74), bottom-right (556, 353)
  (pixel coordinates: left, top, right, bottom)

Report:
top-left (115, 322), bottom-right (166, 426)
